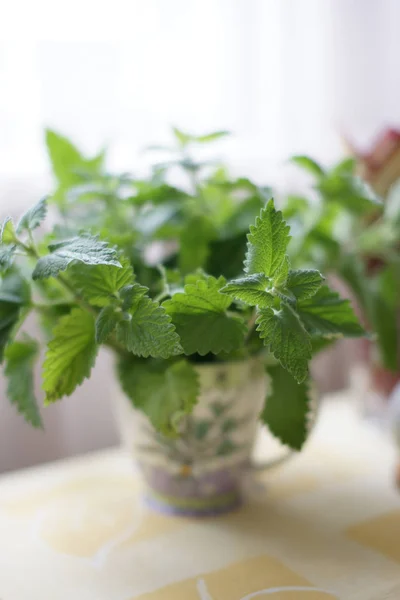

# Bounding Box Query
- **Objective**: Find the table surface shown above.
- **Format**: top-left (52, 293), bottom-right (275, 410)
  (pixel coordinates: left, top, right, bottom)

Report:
top-left (1, 394), bottom-right (400, 600)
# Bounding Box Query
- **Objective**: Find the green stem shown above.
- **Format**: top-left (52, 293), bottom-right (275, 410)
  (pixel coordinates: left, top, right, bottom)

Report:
top-left (245, 309), bottom-right (258, 343)
top-left (154, 290), bottom-right (169, 303)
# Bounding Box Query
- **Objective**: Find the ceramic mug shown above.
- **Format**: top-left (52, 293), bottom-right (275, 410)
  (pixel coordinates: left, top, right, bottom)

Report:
top-left (115, 357), bottom-right (305, 516)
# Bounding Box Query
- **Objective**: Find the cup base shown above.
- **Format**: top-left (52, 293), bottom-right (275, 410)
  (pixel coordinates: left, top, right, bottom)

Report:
top-left (144, 488), bottom-right (242, 517)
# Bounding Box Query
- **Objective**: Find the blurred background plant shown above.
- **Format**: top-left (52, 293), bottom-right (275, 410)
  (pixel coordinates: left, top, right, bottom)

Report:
top-left (45, 128), bottom-right (272, 293)
top-left (285, 141), bottom-right (400, 409)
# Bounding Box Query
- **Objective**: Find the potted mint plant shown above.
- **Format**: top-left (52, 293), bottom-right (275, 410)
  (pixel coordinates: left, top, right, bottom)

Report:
top-left (0, 130), bottom-right (364, 516)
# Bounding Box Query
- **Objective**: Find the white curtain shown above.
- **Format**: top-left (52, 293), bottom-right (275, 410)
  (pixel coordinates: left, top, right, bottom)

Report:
top-left (1, 0), bottom-right (400, 470)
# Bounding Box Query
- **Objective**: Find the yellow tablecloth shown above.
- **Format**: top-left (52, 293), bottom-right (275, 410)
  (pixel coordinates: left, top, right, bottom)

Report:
top-left (1, 395), bottom-right (399, 600)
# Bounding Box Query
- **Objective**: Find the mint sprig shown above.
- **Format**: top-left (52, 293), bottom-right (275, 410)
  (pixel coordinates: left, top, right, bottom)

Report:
top-left (221, 199), bottom-right (364, 388)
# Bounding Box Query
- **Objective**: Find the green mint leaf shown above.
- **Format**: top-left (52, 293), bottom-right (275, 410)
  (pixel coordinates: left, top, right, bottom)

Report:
top-left (69, 258), bottom-right (134, 306)
top-left (0, 303), bottom-right (20, 363)
top-left (46, 129), bottom-right (104, 188)
top-left (196, 131), bottom-right (230, 143)
top-left (43, 308), bottom-right (98, 403)
top-left (221, 273), bottom-right (274, 308)
top-left (116, 283), bottom-right (182, 358)
top-left (17, 198), bottom-right (47, 233)
top-left (286, 269), bottom-right (324, 300)
top-left (290, 155), bottom-right (326, 178)
top-left (32, 234), bottom-right (121, 280)
top-left (365, 289), bottom-right (398, 371)
top-left (244, 199), bottom-right (291, 279)
top-left (0, 273), bottom-right (31, 362)
top-left (179, 215), bottom-right (216, 274)
top-left (95, 305), bottom-right (121, 343)
top-left (222, 196), bottom-right (264, 237)
top-left (5, 338), bottom-right (42, 428)
top-left (297, 285), bottom-right (365, 338)
top-left (172, 127), bottom-right (192, 148)
top-left (163, 275), bottom-right (246, 355)
top-left (1, 218), bottom-right (17, 244)
top-left (118, 358), bottom-right (199, 436)
top-left (256, 303), bottom-right (311, 383)
top-left (331, 157), bottom-right (356, 176)
top-left (273, 256), bottom-right (290, 287)
top-left (0, 272), bottom-right (31, 305)
top-left (0, 245), bottom-right (16, 272)
top-left (273, 286), bottom-right (297, 304)
top-left (261, 363), bottom-right (311, 450)
top-left (206, 233), bottom-right (248, 280)
top-left (317, 173), bottom-right (382, 213)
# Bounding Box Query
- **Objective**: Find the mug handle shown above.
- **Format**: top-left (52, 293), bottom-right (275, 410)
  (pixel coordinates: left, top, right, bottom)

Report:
top-left (251, 388), bottom-right (320, 471)
top-left (251, 448), bottom-right (294, 471)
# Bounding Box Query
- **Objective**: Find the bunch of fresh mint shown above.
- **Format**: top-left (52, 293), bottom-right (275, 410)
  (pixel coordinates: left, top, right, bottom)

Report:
top-left (0, 161), bottom-right (364, 450)
top-left (286, 155), bottom-right (400, 373)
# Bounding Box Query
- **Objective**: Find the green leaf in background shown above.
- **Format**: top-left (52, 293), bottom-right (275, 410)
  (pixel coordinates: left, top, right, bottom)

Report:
top-left (330, 157), bottom-right (356, 175)
top-left (368, 294), bottom-right (398, 371)
top-left (207, 233), bottom-right (248, 280)
top-left (46, 129), bottom-right (105, 185)
top-left (379, 263), bottom-right (400, 308)
top-left (69, 258), bottom-right (134, 307)
top-left (356, 221), bottom-right (399, 257)
top-left (1, 218), bottom-right (17, 244)
top-left (118, 358), bottom-right (199, 436)
top-left (129, 182), bottom-right (187, 206)
top-left (0, 245), bottom-right (16, 272)
top-left (172, 127), bottom-right (192, 148)
top-left (286, 269), bottom-right (324, 300)
top-left (32, 234), bottom-right (121, 280)
top-left (5, 338), bottom-right (42, 428)
top-left (261, 363), bottom-right (311, 450)
top-left (45, 129), bottom-right (105, 205)
top-left (0, 273), bottom-right (31, 362)
top-left (221, 273), bottom-right (274, 308)
top-left (179, 215), bottom-right (216, 274)
top-left (42, 308), bottom-right (98, 403)
top-left (363, 266), bottom-right (400, 372)
top-left (196, 131), bottom-right (230, 143)
top-left (317, 173), bottom-right (382, 214)
top-left (256, 303), bottom-right (311, 383)
top-left (297, 285), bottom-right (365, 338)
top-left (385, 179), bottom-right (400, 223)
top-left (244, 200), bottom-right (291, 278)
top-left (116, 283), bottom-right (182, 358)
top-left (171, 127), bottom-right (229, 148)
top-left (0, 303), bottom-right (21, 363)
top-left (17, 198), bottom-right (48, 233)
top-left (290, 155), bottom-right (326, 179)
top-left (221, 196), bottom-right (264, 238)
top-left (0, 272), bottom-right (31, 305)
top-left (164, 275), bottom-right (246, 355)
top-left (282, 195), bottom-right (310, 220)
